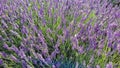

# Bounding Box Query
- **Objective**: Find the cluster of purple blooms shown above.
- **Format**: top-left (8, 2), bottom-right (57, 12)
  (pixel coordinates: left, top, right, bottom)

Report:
top-left (0, 0), bottom-right (120, 68)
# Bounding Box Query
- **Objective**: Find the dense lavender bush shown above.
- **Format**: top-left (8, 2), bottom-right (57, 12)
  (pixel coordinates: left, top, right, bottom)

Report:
top-left (0, 0), bottom-right (120, 68)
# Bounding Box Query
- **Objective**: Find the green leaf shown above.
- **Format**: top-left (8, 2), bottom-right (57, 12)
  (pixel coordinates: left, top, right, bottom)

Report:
top-left (53, 16), bottom-right (61, 30)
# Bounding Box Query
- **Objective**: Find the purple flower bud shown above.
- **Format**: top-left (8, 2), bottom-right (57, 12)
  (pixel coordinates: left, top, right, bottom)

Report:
top-left (52, 64), bottom-right (56, 68)
top-left (109, 22), bottom-right (118, 31)
top-left (71, 37), bottom-right (78, 50)
top-left (0, 35), bottom-right (2, 41)
top-left (106, 62), bottom-right (113, 68)
top-left (1, 19), bottom-right (8, 28)
top-left (18, 49), bottom-right (26, 59)
top-left (96, 65), bottom-right (100, 68)
top-left (10, 55), bottom-right (19, 62)
top-left (98, 44), bottom-right (104, 49)
top-left (10, 45), bottom-right (19, 53)
top-left (75, 61), bottom-right (79, 68)
top-left (0, 59), bottom-right (3, 65)
top-left (39, 7), bottom-right (44, 18)
top-left (97, 49), bottom-right (102, 56)
top-left (21, 25), bottom-right (28, 34)
top-left (47, 28), bottom-right (52, 33)
top-left (37, 53), bottom-right (48, 65)
top-left (117, 43), bottom-right (120, 53)
top-left (32, 25), bottom-right (38, 32)
top-left (32, 59), bottom-right (37, 65)
top-left (63, 28), bottom-right (69, 39)
top-left (87, 65), bottom-right (91, 68)
top-left (114, 30), bottom-right (120, 38)
top-left (0, 52), bottom-right (7, 57)
top-left (51, 51), bottom-right (57, 59)
top-left (45, 57), bottom-right (52, 64)
top-left (89, 55), bottom-right (94, 63)
top-left (77, 46), bottom-right (84, 54)
top-left (10, 30), bottom-right (19, 36)
top-left (98, 39), bottom-right (105, 49)
top-left (21, 60), bottom-right (27, 68)
top-left (3, 43), bottom-right (9, 49)
top-left (54, 40), bottom-right (60, 49)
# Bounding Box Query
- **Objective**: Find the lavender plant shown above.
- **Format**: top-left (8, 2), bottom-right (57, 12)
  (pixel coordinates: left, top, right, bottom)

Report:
top-left (0, 0), bottom-right (120, 68)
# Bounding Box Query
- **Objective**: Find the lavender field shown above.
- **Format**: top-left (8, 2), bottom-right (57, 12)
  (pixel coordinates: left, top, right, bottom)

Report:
top-left (0, 0), bottom-right (120, 68)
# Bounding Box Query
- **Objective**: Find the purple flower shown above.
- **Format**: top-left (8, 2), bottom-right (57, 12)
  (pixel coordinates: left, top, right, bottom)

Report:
top-left (52, 65), bottom-right (56, 68)
top-left (117, 43), bottom-right (120, 53)
top-left (0, 35), bottom-right (2, 40)
top-left (10, 55), bottom-right (19, 62)
top-left (98, 39), bottom-right (105, 49)
top-left (39, 7), bottom-right (44, 18)
top-left (71, 37), bottom-right (78, 50)
top-left (63, 28), bottom-right (70, 39)
top-left (37, 53), bottom-right (48, 65)
top-left (32, 59), bottom-right (37, 65)
top-left (47, 28), bottom-right (52, 33)
top-left (10, 30), bottom-right (19, 36)
top-left (0, 0), bottom-right (120, 67)
top-left (33, 25), bottom-right (38, 32)
top-left (0, 59), bottom-right (3, 65)
top-left (3, 43), bottom-right (9, 49)
top-left (109, 22), bottom-right (118, 31)
top-left (108, 41), bottom-right (112, 48)
top-left (87, 65), bottom-right (92, 68)
top-left (1, 19), bottom-right (8, 28)
top-left (96, 65), bottom-right (100, 68)
top-left (21, 60), bottom-right (27, 68)
top-left (10, 45), bottom-right (19, 53)
top-left (18, 49), bottom-right (26, 59)
top-left (114, 30), bottom-right (120, 38)
top-left (54, 40), bottom-right (60, 49)
top-left (51, 51), bottom-right (57, 59)
top-left (89, 35), bottom-right (97, 49)
top-left (55, 61), bottom-right (61, 68)
top-left (89, 55), bottom-right (94, 63)
top-left (77, 46), bottom-right (84, 54)
top-left (45, 57), bottom-right (52, 64)
top-left (97, 49), bottom-right (102, 56)
top-left (0, 52), bottom-right (7, 57)
top-left (106, 62), bottom-right (113, 68)
top-left (21, 25), bottom-right (28, 34)
top-left (75, 61), bottom-right (79, 68)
